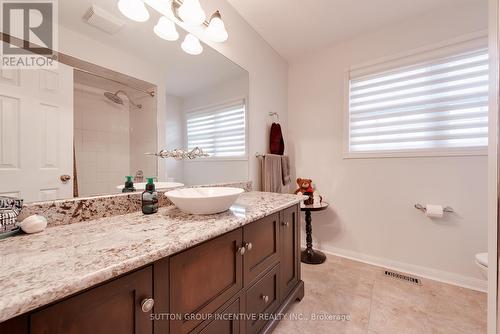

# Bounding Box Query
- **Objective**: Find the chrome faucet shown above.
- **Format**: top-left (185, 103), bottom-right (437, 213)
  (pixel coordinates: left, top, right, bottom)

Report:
top-left (134, 170), bottom-right (144, 183)
top-left (145, 147), bottom-right (209, 160)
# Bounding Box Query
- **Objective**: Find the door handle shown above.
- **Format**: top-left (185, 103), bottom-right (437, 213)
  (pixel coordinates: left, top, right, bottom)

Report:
top-left (60, 175), bottom-right (71, 183)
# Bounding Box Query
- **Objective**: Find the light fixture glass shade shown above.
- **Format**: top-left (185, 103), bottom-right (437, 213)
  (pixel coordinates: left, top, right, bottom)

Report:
top-left (206, 12), bottom-right (228, 42)
top-left (181, 34), bottom-right (203, 55)
top-left (154, 16), bottom-right (179, 41)
top-left (178, 0), bottom-right (206, 26)
top-left (118, 0), bottom-right (149, 22)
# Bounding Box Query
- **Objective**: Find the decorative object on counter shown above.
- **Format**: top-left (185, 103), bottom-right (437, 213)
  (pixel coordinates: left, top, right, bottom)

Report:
top-left (0, 196), bottom-right (23, 236)
top-left (122, 176), bottom-right (136, 193)
top-left (145, 147), bottom-right (209, 160)
top-left (301, 202), bottom-right (329, 264)
top-left (17, 215), bottom-right (47, 234)
top-left (294, 178), bottom-right (322, 205)
top-left (117, 0), bottom-right (228, 57)
top-left (269, 112), bottom-right (284, 155)
top-left (142, 178), bottom-right (159, 214)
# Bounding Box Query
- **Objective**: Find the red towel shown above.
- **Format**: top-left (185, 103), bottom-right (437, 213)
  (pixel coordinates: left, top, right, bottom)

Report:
top-left (269, 122), bottom-right (284, 155)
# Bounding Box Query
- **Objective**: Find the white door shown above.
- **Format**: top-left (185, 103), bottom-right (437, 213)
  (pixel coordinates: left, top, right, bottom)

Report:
top-left (0, 62), bottom-right (74, 202)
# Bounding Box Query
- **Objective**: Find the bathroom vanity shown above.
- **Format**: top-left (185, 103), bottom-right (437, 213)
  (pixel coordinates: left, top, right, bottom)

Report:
top-left (0, 192), bottom-right (304, 334)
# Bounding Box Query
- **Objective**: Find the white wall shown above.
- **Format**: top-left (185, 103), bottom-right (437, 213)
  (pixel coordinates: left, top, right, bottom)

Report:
top-left (288, 2), bottom-right (489, 290)
top-left (181, 75), bottom-right (249, 185)
top-left (164, 94), bottom-right (185, 183)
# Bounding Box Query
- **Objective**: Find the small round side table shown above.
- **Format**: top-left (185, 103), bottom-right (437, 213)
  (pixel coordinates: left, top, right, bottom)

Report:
top-left (301, 202), bottom-right (328, 264)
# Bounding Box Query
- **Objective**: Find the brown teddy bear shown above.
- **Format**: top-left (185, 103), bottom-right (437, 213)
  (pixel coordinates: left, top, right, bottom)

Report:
top-left (294, 178), bottom-right (322, 205)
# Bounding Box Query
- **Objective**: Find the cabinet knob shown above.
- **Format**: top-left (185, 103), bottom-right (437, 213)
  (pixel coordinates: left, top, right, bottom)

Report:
top-left (282, 221), bottom-right (289, 227)
top-left (141, 298), bottom-right (155, 313)
top-left (261, 295), bottom-right (269, 303)
top-left (245, 242), bottom-right (253, 251)
top-left (237, 246), bottom-right (246, 256)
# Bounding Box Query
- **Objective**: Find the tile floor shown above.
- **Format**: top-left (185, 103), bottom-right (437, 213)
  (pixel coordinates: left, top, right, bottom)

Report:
top-left (274, 255), bottom-right (486, 334)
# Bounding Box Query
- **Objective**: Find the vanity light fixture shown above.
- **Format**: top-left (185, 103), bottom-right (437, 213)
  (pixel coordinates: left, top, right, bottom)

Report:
top-left (154, 16), bottom-right (179, 41)
top-left (178, 0), bottom-right (206, 26)
top-left (117, 0), bottom-right (149, 22)
top-left (181, 33), bottom-right (203, 55)
top-left (117, 0), bottom-right (229, 56)
top-left (206, 10), bottom-right (228, 43)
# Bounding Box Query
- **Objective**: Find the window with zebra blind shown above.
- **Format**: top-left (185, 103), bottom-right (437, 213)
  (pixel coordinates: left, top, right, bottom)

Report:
top-left (186, 100), bottom-right (247, 158)
top-left (346, 36), bottom-right (489, 157)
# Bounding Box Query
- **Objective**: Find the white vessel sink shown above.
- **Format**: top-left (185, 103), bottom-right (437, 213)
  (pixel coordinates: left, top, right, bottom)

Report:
top-left (116, 181), bottom-right (184, 191)
top-left (165, 187), bottom-right (244, 215)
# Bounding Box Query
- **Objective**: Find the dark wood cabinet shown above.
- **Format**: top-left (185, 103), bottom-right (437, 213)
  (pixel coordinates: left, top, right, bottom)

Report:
top-left (0, 204), bottom-right (303, 334)
top-left (245, 265), bottom-right (281, 334)
top-left (170, 229), bottom-right (243, 334)
top-left (30, 266), bottom-right (153, 334)
top-left (279, 205), bottom-right (300, 300)
top-left (243, 213), bottom-right (280, 286)
top-left (192, 296), bottom-right (244, 334)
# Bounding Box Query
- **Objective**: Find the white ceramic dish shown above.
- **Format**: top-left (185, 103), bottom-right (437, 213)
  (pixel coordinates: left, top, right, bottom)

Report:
top-left (165, 187), bottom-right (244, 215)
top-left (116, 181), bottom-right (184, 191)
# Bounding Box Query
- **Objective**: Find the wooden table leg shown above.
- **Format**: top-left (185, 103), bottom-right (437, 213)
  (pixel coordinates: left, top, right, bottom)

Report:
top-left (301, 210), bottom-right (326, 264)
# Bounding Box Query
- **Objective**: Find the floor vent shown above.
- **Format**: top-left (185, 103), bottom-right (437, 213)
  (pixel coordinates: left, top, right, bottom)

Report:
top-left (384, 270), bottom-right (422, 285)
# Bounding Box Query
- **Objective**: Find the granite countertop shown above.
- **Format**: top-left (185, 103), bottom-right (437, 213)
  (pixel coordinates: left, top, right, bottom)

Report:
top-left (0, 191), bottom-right (304, 323)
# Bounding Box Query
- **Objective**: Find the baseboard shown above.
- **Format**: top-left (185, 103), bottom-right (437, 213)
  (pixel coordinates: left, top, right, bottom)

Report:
top-left (305, 244), bottom-right (487, 292)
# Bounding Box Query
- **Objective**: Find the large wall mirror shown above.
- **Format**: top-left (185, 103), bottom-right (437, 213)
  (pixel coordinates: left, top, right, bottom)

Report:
top-left (0, 0), bottom-right (249, 203)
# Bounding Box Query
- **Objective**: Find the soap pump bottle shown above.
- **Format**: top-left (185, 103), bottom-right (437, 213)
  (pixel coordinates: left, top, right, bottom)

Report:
top-left (122, 176), bottom-right (136, 193)
top-left (142, 178), bottom-right (158, 214)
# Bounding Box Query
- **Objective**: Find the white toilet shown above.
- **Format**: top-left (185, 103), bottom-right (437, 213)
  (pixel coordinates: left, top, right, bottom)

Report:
top-left (475, 252), bottom-right (488, 279)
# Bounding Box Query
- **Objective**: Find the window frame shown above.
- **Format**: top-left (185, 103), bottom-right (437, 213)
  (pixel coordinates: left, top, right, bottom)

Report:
top-left (343, 31), bottom-right (489, 159)
top-left (184, 97), bottom-right (249, 162)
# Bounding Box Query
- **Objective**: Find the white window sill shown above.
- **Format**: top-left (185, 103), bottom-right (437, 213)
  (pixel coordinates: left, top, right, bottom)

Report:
top-left (343, 148), bottom-right (488, 159)
top-left (183, 156), bottom-right (249, 162)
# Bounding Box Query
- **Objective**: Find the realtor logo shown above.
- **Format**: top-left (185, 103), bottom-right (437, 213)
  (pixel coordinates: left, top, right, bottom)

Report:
top-left (1, 0), bottom-right (58, 68)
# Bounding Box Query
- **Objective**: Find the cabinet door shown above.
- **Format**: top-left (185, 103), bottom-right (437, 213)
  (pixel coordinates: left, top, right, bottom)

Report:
top-left (245, 265), bottom-right (280, 334)
top-left (30, 266), bottom-right (153, 334)
top-left (170, 229), bottom-right (243, 334)
top-left (192, 297), bottom-right (243, 334)
top-left (280, 205), bottom-right (300, 299)
top-left (243, 213), bottom-right (280, 286)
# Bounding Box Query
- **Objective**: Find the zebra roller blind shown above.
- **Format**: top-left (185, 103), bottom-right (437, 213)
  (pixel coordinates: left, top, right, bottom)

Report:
top-left (348, 41), bottom-right (489, 156)
top-left (186, 100), bottom-right (246, 158)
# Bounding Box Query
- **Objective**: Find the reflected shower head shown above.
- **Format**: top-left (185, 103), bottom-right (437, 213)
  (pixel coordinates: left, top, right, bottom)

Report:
top-left (104, 90), bottom-right (142, 109)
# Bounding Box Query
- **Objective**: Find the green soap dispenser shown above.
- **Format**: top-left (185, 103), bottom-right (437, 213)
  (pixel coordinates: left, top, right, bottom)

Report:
top-left (142, 178), bottom-right (158, 214)
top-left (122, 176), bottom-right (136, 193)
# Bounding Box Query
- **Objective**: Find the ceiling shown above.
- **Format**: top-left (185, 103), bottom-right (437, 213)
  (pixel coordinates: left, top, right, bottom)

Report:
top-left (59, 0), bottom-right (247, 98)
top-left (227, 0), bottom-right (487, 61)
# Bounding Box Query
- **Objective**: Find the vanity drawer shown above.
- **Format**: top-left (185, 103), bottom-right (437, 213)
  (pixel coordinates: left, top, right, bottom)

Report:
top-left (170, 229), bottom-right (243, 334)
top-left (191, 296), bottom-right (243, 334)
top-left (245, 264), bottom-right (280, 334)
top-left (243, 212), bottom-right (280, 286)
